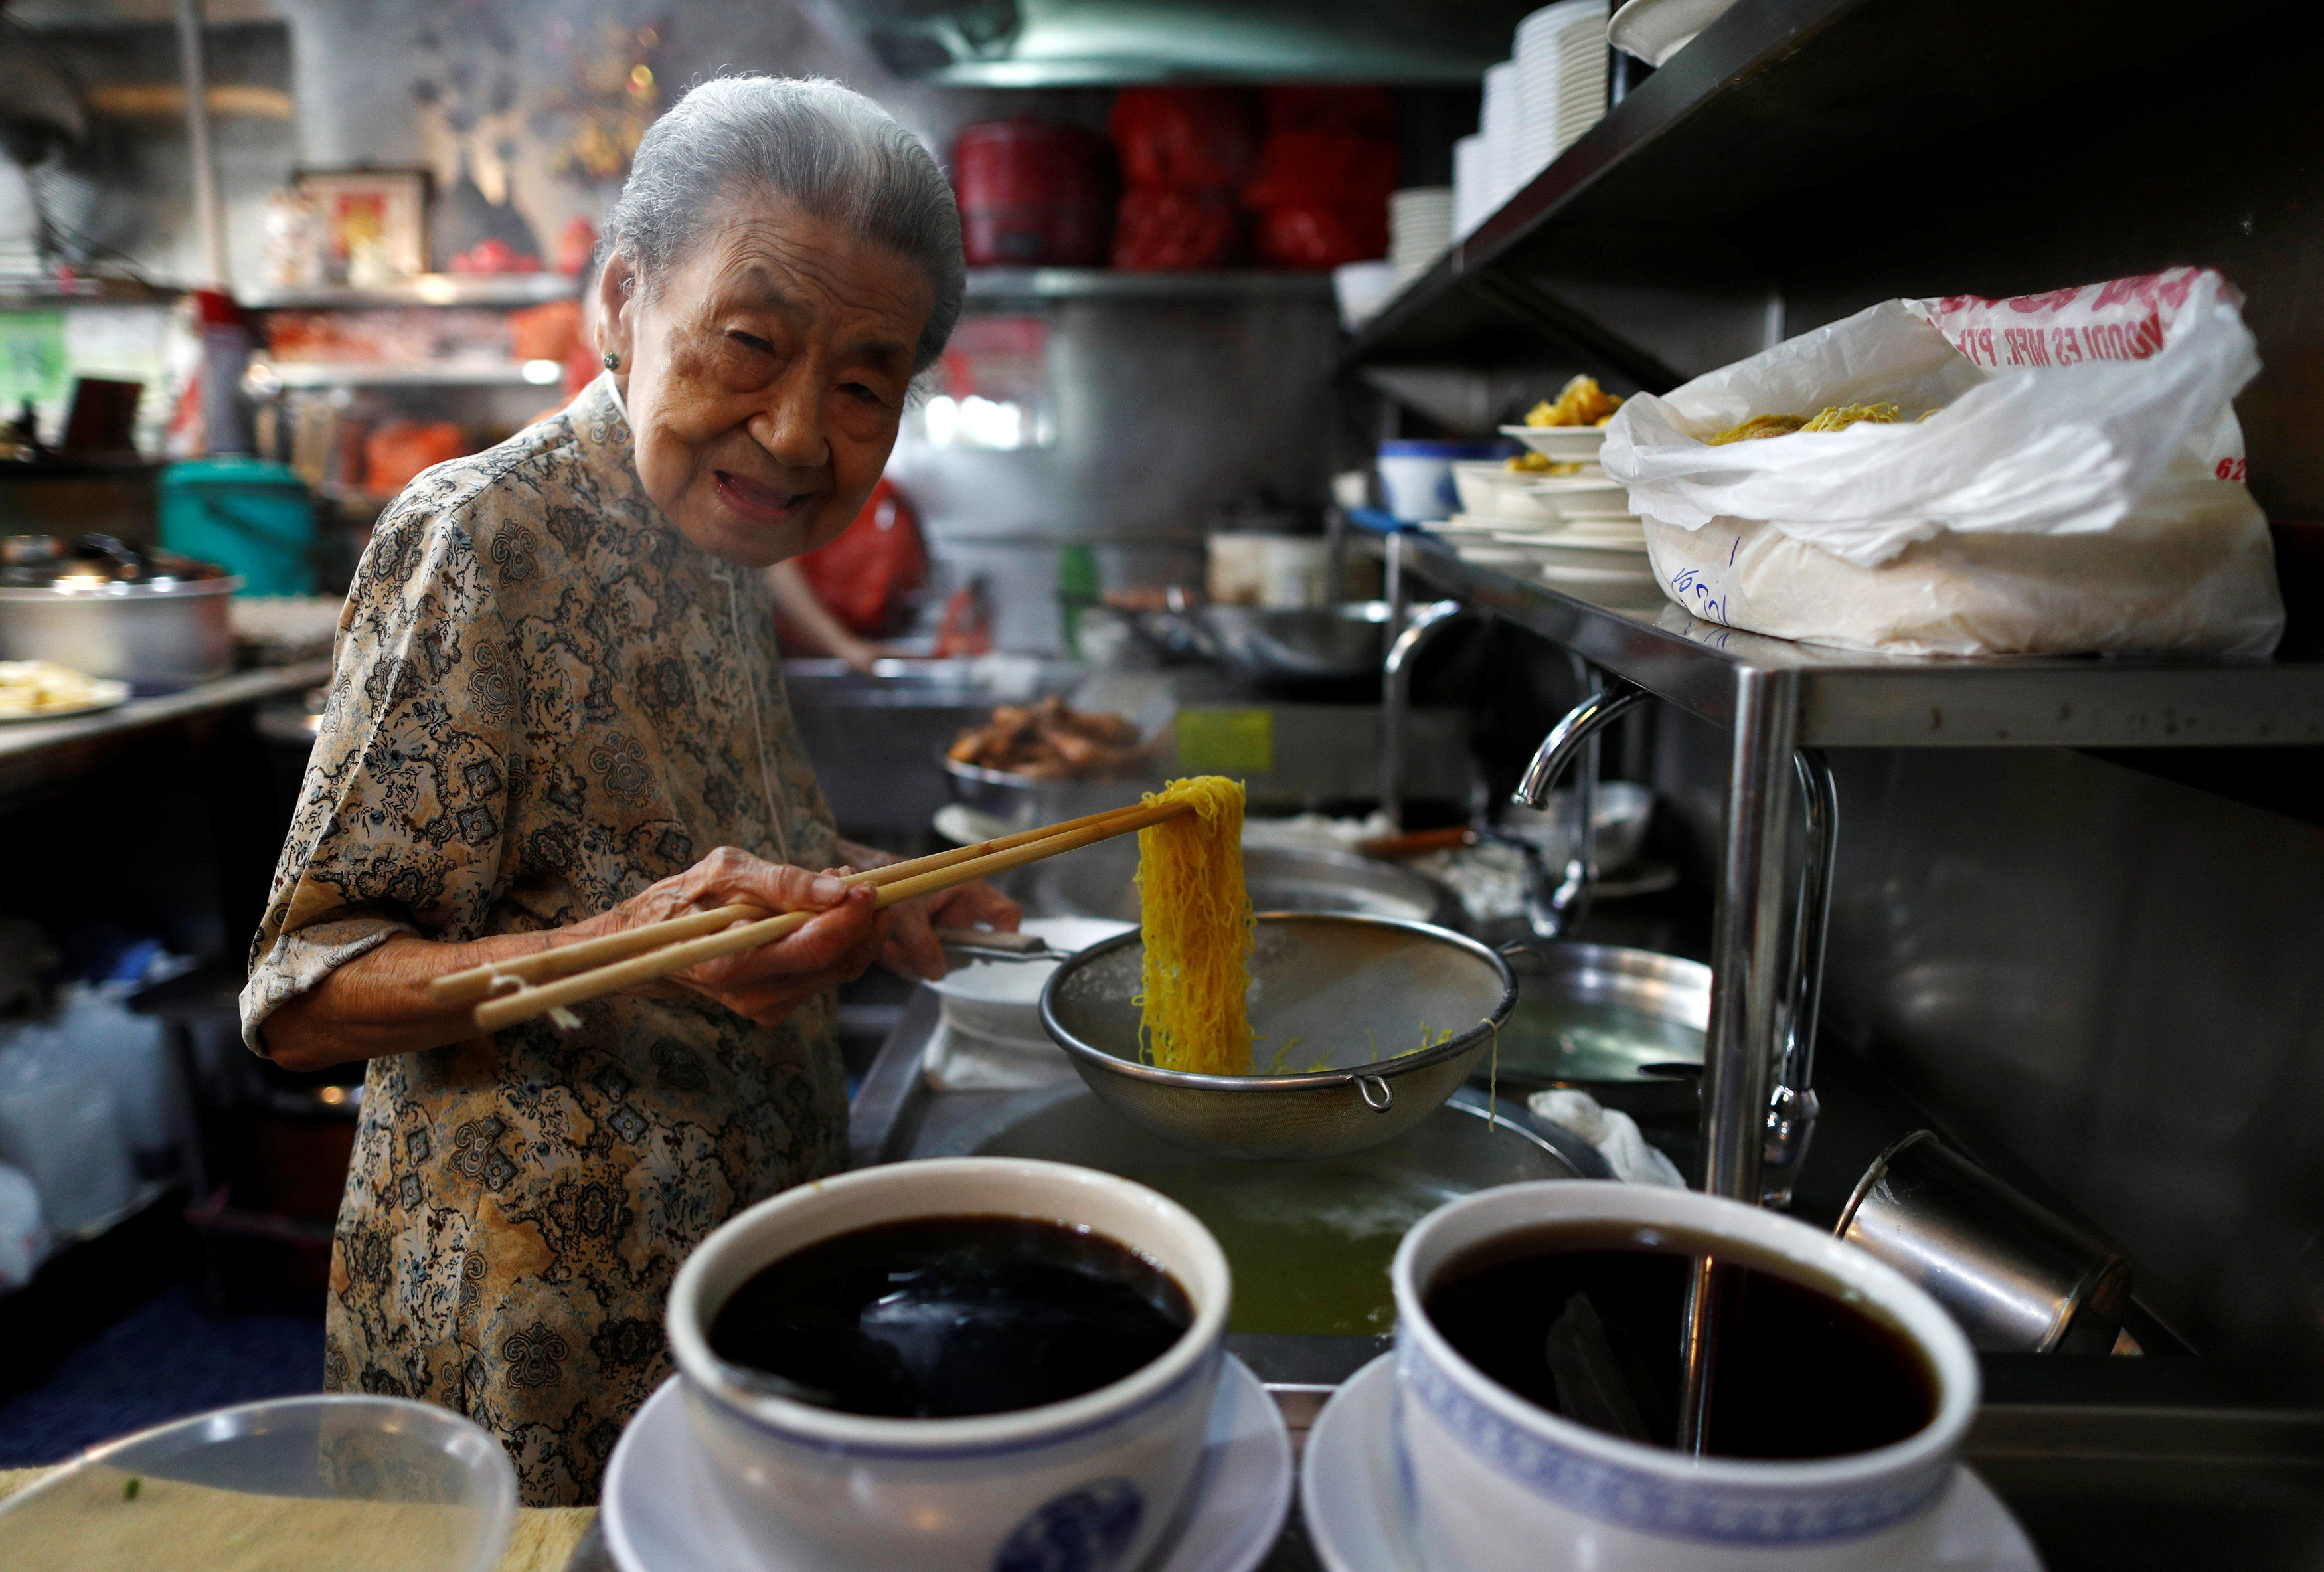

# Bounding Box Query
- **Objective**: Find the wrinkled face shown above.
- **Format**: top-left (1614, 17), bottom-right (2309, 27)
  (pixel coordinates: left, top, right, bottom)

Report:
top-left (598, 194), bottom-right (930, 567)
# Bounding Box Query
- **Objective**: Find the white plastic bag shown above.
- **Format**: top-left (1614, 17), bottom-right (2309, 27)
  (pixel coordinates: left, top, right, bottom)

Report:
top-left (1602, 267), bottom-right (2286, 656)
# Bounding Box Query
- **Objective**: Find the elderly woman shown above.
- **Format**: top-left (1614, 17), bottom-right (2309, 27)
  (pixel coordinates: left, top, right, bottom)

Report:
top-left (242, 77), bottom-right (1015, 1505)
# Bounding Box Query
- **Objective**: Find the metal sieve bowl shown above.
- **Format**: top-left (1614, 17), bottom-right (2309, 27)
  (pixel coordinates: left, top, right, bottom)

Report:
top-left (1038, 913), bottom-right (1517, 1162)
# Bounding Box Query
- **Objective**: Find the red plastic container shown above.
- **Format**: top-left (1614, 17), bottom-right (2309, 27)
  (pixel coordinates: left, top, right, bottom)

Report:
top-left (954, 120), bottom-right (1114, 267)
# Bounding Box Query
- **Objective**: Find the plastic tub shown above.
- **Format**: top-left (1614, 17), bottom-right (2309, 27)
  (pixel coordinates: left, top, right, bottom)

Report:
top-left (160, 457), bottom-right (315, 597)
top-left (1378, 439), bottom-right (1504, 522)
top-left (0, 1395), bottom-right (517, 1572)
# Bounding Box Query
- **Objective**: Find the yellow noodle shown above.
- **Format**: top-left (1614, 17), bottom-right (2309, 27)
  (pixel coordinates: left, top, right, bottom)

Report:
top-left (1705, 402), bottom-right (1904, 445)
top-left (1134, 776), bottom-right (1254, 1075)
top-left (1799, 401), bottom-right (1901, 433)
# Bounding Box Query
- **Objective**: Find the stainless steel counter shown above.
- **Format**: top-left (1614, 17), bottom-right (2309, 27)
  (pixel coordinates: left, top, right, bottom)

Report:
top-left (0, 659), bottom-right (331, 804)
top-left (850, 987), bottom-right (2324, 1571)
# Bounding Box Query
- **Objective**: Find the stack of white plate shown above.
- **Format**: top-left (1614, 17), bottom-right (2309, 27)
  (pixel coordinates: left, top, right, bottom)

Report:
top-left (1511, 14), bottom-right (1564, 192)
top-left (1455, 422), bottom-right (1657, 596)
top-left (1521, 0), bottom-right (1612, 158)
top-left (1455, 5), bottom-right (1613, 250)
top-left (1451, 133), bottom-right (1491, 239)
top-left (1389, 187), bottom-right (1455, 288)
top-left (1477, 61), bottom-right (1523, 217)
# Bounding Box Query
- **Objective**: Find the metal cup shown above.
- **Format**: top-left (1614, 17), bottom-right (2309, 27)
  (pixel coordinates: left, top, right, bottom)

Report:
top-left (1836, 1129), bottom-right (2131, 1354)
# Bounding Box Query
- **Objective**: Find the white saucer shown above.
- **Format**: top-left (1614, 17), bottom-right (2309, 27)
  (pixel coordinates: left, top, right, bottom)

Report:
top-left (1301, 1355), bottom-right (2043, 1572)
top-left (605, 1354), bottom-right (1291, 1572)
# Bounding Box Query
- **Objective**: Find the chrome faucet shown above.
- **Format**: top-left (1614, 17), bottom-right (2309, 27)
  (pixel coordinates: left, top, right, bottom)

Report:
top-left (1513, 681), bottom-right (1839, 1210)
top-left (1379, 598), bottom-right (1469, 830)
top-left (1509, 673), bottom-right (1651, 940)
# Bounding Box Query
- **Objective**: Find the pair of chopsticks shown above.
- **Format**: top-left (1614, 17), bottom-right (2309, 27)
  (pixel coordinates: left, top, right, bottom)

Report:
top-left (430, 797), bottom-right (1190, 1032)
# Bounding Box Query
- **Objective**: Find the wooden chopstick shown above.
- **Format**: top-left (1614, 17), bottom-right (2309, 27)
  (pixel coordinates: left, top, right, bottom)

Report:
top-left (429, 799), bottom-right (1161, 1007)
top-left (468, 797), bottom-right (1191, 1033)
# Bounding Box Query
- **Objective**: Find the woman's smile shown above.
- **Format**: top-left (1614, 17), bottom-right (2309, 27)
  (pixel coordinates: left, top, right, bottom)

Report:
top-left (714, 468), bottom-right (823, 526)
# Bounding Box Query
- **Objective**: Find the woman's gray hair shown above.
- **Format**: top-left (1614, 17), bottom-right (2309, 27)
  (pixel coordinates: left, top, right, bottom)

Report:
top-left (604, 75), bottom-right (963, 373)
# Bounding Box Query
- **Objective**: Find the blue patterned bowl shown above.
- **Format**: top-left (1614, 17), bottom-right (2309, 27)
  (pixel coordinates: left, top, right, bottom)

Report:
top-left (665, 1157), bottom-right (1228, 1572)
top-left (1389, 1182), bottom-right (1978, 1572)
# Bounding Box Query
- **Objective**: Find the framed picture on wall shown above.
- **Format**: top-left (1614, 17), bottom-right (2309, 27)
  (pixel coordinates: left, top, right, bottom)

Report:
top-left (294, 167), bottom-right (432, 282)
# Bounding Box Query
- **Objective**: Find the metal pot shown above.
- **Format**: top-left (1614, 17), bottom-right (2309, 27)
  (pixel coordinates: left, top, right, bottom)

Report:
top-left (0, 537), bottom-right (238, 693)
top-left (1837, 1129), bottom-right (2132, 1354)
top-left (1197, 602), bottom-right (1390, 685)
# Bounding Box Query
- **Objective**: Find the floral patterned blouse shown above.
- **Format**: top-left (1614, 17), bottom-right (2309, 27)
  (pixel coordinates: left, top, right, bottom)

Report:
top-left (241, 377), bottom-right (846, 1506)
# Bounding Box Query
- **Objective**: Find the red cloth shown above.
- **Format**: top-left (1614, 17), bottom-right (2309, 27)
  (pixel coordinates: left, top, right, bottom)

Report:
top-left (787, 479), bottom-right (928, 638)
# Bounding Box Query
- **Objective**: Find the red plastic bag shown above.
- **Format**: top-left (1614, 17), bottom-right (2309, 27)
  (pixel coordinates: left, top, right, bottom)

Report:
top-left (788, 478), bottom-right (928, 637)
top-left (1111, 187), bottom-right (1246, 271)
top-left (1252, 200), bottom-right (1387, 269)
top-left (1243, 130), bottom-right (1397, 207)
top-left (1108, 88), bottom-right (1258, 191)
top-left (362, 421), bottom-right (469, 495)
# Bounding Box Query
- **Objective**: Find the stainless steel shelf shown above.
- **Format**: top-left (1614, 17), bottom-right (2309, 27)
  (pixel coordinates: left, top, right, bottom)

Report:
top-left (0, 278), bottom-right (183, 311)
top-left (238, 274), bottom-right (578, 309)
top-left (250, 359), bottom-right (560, 389)
top-left (965, 268), bottom-right (1333, 302)
top-left (1402, 530), bottom-right (2324, 748)
top-left (1341, 0), bottom-right (2293, 373)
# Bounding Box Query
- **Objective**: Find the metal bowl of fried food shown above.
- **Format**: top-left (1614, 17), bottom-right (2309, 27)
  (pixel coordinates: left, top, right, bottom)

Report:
top-left (940, 693), bottom-right (1163, 828)
top-left (1039, 912), bottom-right (1517, 1162)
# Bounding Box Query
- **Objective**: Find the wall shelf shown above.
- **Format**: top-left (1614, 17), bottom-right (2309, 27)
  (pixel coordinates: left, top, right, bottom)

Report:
top-left (1401, 530), bottom-right (2324, 749)
top-left (1341, 0), bottom-right (2298, 377)
top-left (249, 359), bottom-right (560, 389)
top-left (965, 268), bottom-right (1333, 302)
top-left (0, 278), bottom-right (183, 311)
top-left (237, 274), bottom-right (578, 310)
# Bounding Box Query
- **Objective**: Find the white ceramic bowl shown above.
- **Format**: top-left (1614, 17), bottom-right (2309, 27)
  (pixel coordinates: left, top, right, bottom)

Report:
top-left (926, 917), bottom-right (1136, 1048)
top-left (666, 1158), bottom-right (1232, 1572)
top-left (1501, 422), bottom-right (1610, 462)
top-left (1390, 1183), bottom-right (1979, 1572)
top-left (1452, 460), bottom-right (1566, 525)
top-left (1527, 476), bottom-right (1635, 518)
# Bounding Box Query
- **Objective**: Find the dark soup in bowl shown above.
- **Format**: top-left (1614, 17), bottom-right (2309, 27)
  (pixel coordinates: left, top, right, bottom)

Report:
top-left (707, 1215), bottom-right (1193, 1419)
top-left (1422, 1221), bottom-right (1937, 1460)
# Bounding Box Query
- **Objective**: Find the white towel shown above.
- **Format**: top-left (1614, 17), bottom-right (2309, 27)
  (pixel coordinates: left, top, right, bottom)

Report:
top-left (1529, 1088), bottom-right (1686, 1187)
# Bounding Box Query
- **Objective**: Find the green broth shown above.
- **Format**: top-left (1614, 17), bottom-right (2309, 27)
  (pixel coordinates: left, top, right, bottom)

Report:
top-left (1110, 1158), bottom-right (1457, 1336)
top-left (1498, 994), bottom-right (1704, 1083)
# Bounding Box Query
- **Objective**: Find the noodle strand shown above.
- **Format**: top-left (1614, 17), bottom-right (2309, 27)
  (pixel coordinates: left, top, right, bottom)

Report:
top-left (1134, 776), bottom-right (1253, 1075)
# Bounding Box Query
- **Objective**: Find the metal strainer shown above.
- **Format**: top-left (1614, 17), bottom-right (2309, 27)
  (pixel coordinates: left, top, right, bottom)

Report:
top-left (1038, 913), bottom-right (1517, 1162)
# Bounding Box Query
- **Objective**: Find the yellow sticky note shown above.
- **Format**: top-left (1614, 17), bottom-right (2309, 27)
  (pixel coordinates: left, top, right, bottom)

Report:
top-left (1175, 708), bottom-right (1273, 775)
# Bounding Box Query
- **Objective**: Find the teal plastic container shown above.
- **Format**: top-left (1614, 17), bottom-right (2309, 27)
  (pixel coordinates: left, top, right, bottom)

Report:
top-left (159, 456), bottom-right (315, 595)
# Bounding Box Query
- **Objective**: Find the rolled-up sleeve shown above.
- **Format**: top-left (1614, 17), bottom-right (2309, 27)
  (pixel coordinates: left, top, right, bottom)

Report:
top-left (241, 496), bottom-right (520, 1055)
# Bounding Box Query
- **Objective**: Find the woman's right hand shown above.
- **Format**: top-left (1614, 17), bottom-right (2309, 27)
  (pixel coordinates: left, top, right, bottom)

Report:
top-left (564, 846), bottom-right (892, 1026)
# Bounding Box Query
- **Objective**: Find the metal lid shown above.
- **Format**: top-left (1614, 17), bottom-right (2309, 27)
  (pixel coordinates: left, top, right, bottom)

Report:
top-left (0, 533), bottom-right (233, 597)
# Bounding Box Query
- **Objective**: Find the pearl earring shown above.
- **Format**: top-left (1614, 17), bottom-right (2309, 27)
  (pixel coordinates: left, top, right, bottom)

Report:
top-left (603, 351), bottom-right (620, 370)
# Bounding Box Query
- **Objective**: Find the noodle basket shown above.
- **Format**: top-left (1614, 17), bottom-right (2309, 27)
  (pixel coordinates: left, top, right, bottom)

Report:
top-left (1038, 913), bottom-right (1518, 1162)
